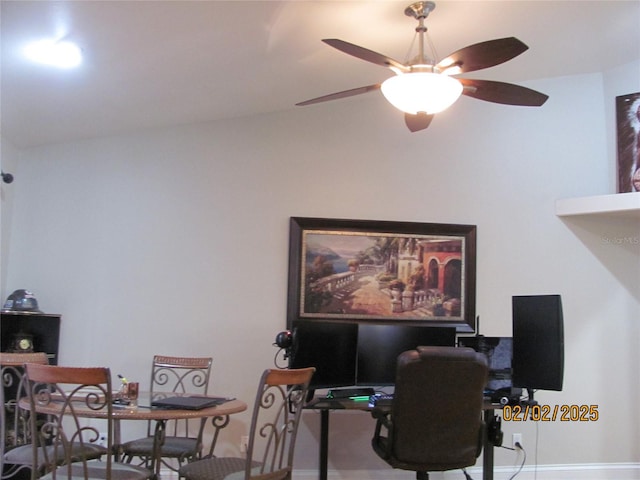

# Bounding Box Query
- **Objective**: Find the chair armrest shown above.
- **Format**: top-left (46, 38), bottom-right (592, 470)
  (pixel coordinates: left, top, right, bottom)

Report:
top-left (371, 405), bottom-right (392, 437)
top-left (370, 405), bottom-right (391, 419)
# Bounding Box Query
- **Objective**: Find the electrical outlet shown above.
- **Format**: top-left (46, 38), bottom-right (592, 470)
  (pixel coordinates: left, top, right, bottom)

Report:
top-left (240, 435), bottom-right (249, 453)
top-left (512, 433), bottom-right (522, 449)
top-left (97, 432), bottom-right (108, 447)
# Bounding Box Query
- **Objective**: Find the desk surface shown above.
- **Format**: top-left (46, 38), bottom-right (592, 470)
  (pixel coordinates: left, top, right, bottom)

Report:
top-left (306, 395), bottom-right (502, 411)
top-left (306, 397), bottom-right (374, 411)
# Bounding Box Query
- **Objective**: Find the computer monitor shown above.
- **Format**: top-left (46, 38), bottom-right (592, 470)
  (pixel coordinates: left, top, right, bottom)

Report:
top-left (512, 294), bottom-right (564, 392)
top-left (458, 336), bottom-right (513, 391)
top-left (356, 325), bottom-right (456, 386)
top-left (289, 321), bottom-right (358, 389)
top-left (289, 322), bottom-right (456, 391)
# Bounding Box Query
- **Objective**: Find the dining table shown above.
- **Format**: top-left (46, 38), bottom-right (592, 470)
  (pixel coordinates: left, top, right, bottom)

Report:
top-left (19, 391), bottom-right (247, 478)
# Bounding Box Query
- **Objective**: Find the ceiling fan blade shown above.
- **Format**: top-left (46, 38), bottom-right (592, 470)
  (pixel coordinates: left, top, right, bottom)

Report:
top-left (437, 37), bottom-right (528, 74)
top-left (296, 84), bottom-right (381, 106)
top-left (323, 39), bottom-right (409, 73)
top-left (404, 112), bottom-right (434, 132)
top-left (459, 79), bottom-right (549, 106)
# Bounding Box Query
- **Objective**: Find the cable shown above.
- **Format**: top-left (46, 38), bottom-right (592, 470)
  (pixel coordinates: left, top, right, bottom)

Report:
top-left (534, 419), bottom-right (540, 480)
top-left (461, 467), bottom-right (473, 479)
top-left (403, 32), bottom-right (418, 64)
top-left (273, 348), bottom-right (289, 369)
top-left (506, 442), bottom-right (526, 480)
top-left (425, 31), bottom-right (439, 63)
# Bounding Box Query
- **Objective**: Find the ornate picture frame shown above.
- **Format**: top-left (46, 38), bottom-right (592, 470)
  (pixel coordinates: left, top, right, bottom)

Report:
top-left (287, 217), bottom-right (477, 332)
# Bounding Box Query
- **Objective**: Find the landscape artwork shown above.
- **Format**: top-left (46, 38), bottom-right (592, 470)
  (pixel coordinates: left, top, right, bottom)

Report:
top-left (299, 229), bottom-right (466, 322)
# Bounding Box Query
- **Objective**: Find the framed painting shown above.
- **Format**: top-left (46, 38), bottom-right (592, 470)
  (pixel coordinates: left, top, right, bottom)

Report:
top-left (287, 217), bottom-right (477, 332)
top-left (616, 92), bottom-right (640, 193)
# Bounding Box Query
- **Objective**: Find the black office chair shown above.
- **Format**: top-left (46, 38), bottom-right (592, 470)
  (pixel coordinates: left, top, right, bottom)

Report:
top-left (371, 346), bottom-right (488, 480)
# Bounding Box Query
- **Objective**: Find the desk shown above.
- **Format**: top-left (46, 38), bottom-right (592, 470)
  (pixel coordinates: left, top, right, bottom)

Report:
top-left (20, 393), bottom-right (247, 477)
top-left (306, 397), bottom-right (502, 480)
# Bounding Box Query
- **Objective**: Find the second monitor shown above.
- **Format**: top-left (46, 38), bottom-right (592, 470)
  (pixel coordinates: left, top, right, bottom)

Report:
top-left (356, 324), bottom-right (456, 386)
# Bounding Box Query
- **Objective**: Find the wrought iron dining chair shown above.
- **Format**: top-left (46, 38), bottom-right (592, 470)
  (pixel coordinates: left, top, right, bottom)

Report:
top-left (1, 352), bottom-right (49, 479)
top-left (24, 363), bottom-right (153, 480)
top-left (120, 355), bottom-right (213, 472)
top-left (2, 352), bottom-right (105, 480)
top-left (2, 353), bottom-right (107, 480)
top-left (370, 346), bottom-right (488, 480)
top-left (178, 367), bottom-right (315, 480)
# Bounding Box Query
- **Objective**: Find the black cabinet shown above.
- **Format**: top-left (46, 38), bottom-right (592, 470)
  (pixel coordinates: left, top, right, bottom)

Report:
top-left (1, 312), bottom-right (61, 364)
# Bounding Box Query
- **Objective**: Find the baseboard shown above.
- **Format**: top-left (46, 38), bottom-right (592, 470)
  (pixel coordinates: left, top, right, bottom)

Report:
top-left (290, 463), bottom-right (640, 480)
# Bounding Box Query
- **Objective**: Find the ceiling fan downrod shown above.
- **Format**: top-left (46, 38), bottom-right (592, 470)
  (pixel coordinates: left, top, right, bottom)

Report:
top-left (405, 1), bottom-right (436, 69)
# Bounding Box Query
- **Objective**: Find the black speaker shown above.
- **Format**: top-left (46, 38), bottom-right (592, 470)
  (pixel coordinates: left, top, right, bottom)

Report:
top-left (512, 295), bottom-right (564, 392)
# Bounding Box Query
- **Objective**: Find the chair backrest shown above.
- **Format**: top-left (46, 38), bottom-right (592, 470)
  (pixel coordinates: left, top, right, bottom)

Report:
top-left (148, 355), bottom-right (212, 437)
top-left (244, 367), bottom-right (315, 480)
top-left (150, 355), bottom-right (212, 395)
top-left (387, 347), bottom-right (488, 471)
top-left (1, 352), bottom-right (49, 452)
top-left (24, 363), bottom-right (115, 478)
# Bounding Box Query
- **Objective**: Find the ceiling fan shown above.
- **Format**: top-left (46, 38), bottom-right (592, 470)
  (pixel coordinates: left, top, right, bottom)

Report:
top-left (296, 1), bottom-right (549, 132)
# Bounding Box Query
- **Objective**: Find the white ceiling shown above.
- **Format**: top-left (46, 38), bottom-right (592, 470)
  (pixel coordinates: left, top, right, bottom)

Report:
top-left (2, 0), bottom-right (639, 148)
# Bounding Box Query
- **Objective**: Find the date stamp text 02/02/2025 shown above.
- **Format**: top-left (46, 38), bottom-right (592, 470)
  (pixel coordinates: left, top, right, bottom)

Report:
top-left (502, 404), bottom-right (599, 422)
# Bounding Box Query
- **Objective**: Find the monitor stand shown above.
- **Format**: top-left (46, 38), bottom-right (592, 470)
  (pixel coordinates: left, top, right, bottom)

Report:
top-left (521, 387), bottom-right (538, 406)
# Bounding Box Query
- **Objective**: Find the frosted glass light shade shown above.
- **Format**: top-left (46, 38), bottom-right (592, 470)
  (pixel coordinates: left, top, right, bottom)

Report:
top-left (381, 72), bottom-right (463, 114)
top-left (23, 39), bottom-right (82, 68)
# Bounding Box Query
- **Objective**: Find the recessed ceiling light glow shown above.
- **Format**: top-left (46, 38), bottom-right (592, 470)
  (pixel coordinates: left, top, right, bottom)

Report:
top-left (23, 39), bottom-right (82, 68)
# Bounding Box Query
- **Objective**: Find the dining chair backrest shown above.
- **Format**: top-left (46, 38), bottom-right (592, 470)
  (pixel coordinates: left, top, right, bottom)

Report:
top-left (244, 367), bottom-right (315, 480)
top-left (1, 352), bottom-right (49, 478)
top-left (147, 355), bottom-right (212, 437)
top-left (150, 355), bottom-right (212, 395)
top-left (24, 364), bottom-right (114, 478)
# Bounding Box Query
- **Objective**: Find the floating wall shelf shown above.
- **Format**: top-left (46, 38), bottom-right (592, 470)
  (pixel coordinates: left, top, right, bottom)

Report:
top-left (555, 192), bottom-right (640, 219)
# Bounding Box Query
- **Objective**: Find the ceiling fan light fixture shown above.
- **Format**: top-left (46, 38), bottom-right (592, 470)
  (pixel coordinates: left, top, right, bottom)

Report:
top-left (298, 2), bottom-right (547, 132)
top-left (381, 72), bottom-right (462, 115)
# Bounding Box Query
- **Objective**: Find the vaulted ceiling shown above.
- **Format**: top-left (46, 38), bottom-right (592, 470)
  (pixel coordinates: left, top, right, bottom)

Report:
top-left (2, 1), bottom-right (639, 148)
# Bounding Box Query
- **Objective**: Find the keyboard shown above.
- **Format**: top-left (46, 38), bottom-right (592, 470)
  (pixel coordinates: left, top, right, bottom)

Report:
top-left (326, 387), bottom-right (375, 399)
top-left (368, 393), bottom-right (394, 407)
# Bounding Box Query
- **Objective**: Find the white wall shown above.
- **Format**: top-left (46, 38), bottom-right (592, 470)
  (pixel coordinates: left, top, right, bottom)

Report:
top-left (2, 63), bottom-right (639, 475)
top-left (1, 137), bottom-right (20, 292)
